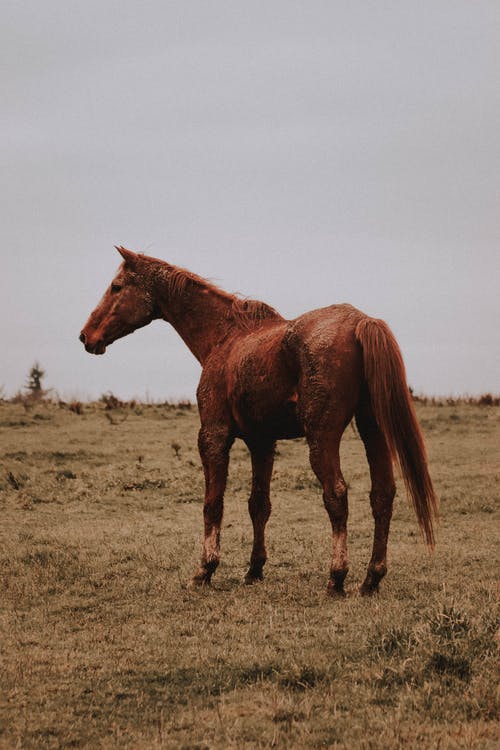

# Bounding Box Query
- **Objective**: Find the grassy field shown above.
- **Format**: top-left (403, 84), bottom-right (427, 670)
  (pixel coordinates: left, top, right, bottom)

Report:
top-left (0, 399), bottom-right (498, 749)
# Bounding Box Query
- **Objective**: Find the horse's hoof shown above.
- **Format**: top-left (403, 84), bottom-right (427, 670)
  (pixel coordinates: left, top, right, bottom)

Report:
top-left (244, 572), bottom-right (263, 585)
top-left (326, 583), bottom-right (347, 598)
top-left (359, 583), bottom-right (379, 597)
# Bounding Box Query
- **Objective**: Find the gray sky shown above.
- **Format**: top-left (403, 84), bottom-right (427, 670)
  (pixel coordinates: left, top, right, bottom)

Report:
top-left (2, 1), bottom-right (499, 400)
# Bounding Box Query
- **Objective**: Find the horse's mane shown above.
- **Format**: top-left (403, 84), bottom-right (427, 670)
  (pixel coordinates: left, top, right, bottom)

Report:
top-left (151, 259), bottom-right (283, 329)
top-left (229, 297), bottom-right (283, 330)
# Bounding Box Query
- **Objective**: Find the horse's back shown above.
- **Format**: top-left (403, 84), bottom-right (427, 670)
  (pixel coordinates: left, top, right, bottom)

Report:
top-left (287, 303), bottom-right (363, 341)
top-left (284, 304), bottom-right (365, 366)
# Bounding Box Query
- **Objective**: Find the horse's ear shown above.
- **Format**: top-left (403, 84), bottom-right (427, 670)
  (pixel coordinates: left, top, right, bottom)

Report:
top-left (115, 246), bottom-right (138, 269)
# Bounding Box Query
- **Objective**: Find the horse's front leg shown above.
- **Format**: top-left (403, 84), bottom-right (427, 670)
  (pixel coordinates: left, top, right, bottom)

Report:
top-left (191, 427), bottom-right (233, 586)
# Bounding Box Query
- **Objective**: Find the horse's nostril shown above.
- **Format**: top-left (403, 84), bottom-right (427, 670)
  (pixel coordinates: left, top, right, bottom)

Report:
top-left (79, 332), bottom-right (86, 344)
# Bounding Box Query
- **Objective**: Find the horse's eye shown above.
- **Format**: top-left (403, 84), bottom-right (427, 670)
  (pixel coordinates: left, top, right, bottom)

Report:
top-left (111, 284), bottom-right (122, 294)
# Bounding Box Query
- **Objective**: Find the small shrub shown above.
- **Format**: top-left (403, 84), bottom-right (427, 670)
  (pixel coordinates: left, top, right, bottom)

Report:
top-left (100, 391), bottom-right (124, 410)
top-left (176, 400), bottom-right (193, 410)
top-left (6, 471), bottom-right (22, 490)
top-left (25, 362), bottom-right (46, 399)
top-left (426, 652), bottom-right (472, 681)
top-left (69, 401), bottom-right (83, 415)
top-left (279, 666), bottom-right (327, 691)
top-left (369, 625), bottom-right (417, 657)
top-left (478, 393), bottom-right (498, 406)
top-left (428, 605), bottom-right (471, 640)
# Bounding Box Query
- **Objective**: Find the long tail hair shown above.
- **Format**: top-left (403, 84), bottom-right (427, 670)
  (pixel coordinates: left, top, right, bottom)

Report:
top-left (355, 317), bottom-right (438, 547)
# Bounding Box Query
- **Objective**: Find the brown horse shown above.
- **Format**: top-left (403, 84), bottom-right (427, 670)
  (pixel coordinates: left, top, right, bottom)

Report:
top-left (80, 246), bottom-right (438, 595)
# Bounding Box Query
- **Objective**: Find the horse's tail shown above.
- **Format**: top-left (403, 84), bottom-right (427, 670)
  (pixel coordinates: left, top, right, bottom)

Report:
top-left (355, 316), bottom-right (438, 547)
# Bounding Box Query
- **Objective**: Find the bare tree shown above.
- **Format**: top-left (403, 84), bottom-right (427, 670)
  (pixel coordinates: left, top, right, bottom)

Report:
top-left (25, 362), bottom-right (46, 398)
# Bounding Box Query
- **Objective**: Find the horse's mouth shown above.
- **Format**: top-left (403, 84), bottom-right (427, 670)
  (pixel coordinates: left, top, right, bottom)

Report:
top-left (84, 340), bottom-right (107, 355)
top-left (89, 341), bottom-right (106, 354)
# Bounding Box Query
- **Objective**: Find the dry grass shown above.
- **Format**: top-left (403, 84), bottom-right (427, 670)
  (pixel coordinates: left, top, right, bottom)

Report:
top-left (0, 400), bottom-right (498, 749)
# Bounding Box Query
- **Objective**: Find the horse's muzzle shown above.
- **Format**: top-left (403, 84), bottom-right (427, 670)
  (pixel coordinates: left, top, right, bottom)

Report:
top-left (79, 331), bottom-right (106, 355)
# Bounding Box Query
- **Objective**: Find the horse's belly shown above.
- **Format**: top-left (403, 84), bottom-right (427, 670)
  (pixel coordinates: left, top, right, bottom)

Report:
top-left (231, 374), bottom-right (303, 439)
top-left (234, 398), bottom-right (303, 439)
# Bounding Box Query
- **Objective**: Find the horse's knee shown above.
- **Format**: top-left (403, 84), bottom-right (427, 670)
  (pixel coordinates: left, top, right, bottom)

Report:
top-left (203, 498), bottom-right (223, 527)
top-left (325, 477), bottom-right (348, 501)
top-left (198, 427), bottom-right (232, 464)
top-left (369, 483), bottom-right (395, 519)
top-left (248, 491), bottom-right (271, 523)
top-left (323, 478), bottom-right (348, 520)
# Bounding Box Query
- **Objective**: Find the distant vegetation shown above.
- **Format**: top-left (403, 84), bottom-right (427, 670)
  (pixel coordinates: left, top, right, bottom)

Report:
top-left (410, 391), bottom-right (499, 407)
top-left (1, 364), bottom-right (498, 409)
top-left (1, 364), bottom-right (196, 412)
top-left (5, 362), bottom-right (51, 406)
top-left (25, 362), bottom-right (46, 398)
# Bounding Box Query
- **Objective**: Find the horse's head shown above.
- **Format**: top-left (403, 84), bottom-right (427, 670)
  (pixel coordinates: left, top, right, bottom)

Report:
top-left (79, 246), bottom-right (158, 355)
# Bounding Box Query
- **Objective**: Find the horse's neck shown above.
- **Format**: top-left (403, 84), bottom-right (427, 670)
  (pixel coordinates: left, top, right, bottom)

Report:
top-left (155, 273), bottom-right (235, 364)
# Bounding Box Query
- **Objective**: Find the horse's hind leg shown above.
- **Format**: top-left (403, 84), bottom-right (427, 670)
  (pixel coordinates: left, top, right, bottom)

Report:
top-left (244, 439), bottom-right (275, 584)
top-left (307, 429), bottom-right (349, 596)
top-left (356, 404), bottom-right (396, 595)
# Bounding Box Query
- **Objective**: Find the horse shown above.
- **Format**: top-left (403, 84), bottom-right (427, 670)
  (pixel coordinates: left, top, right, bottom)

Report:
top-left (80, 246), bottom-right (438, 596)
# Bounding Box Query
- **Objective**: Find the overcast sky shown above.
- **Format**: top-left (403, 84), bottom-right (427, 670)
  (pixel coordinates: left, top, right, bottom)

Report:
top-left (2, 1), bottom-right (499, 400)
